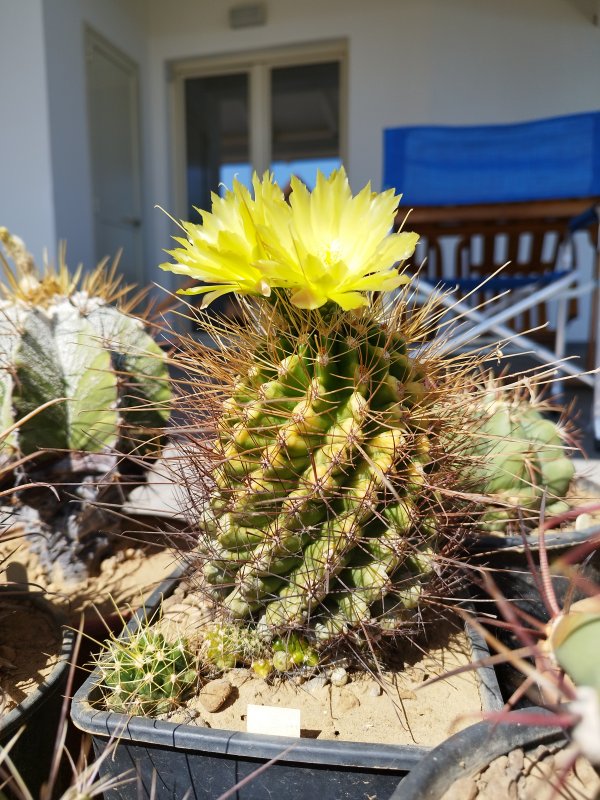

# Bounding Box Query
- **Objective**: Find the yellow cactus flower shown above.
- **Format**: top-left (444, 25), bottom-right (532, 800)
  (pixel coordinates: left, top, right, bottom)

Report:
top-left (257, 169), bottom-right (418, 309)
top-left (160, 175), bottom-right (281, 306)
top-left (161, 168), bottom-right (418, 310)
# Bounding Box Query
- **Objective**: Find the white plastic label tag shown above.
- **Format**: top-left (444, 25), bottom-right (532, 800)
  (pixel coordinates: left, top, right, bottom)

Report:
top-left (246, 703), bottom-right (301, 737)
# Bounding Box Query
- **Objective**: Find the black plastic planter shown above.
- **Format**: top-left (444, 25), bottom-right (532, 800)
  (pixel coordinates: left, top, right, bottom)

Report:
top-left (0, 593), bottom-right (74, 796)
top-left (389, 708), bottom-right (567, 800)
top-left (71, 576), bottom-right (503, 800)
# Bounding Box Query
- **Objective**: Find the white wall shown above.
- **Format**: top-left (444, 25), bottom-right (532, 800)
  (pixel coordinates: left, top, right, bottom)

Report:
top-left (42, 0), bottom-right (148, 270)
top-left (145, 0), bottom-right (600, 195)
top-left (2, 0), bottom-right (599, 336)
top-left (144, 0), bottom-right (600, 337)
top-left (0, 0), bottom-right (56, 265)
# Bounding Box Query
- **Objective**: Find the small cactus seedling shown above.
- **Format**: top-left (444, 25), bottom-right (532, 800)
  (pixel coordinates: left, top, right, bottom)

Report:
top-left (0, 229), bottom-right (172, 580)
top-left (270, 633), bottom-right (320, 673)
top-left (202, 621), bottom-right (268, 671)
top-left (95, 627), bottom-right (197, 716)
top-left (200, 621), bottom-right (319, 677)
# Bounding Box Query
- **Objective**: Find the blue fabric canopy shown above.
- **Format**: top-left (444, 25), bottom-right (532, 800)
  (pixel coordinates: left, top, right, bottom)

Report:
top-left (383, 111), bottom-right (600, 206)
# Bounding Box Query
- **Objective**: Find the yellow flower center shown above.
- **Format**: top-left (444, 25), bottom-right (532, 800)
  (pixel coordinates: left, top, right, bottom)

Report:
top-left (320, 239), bottom-right (343, 266)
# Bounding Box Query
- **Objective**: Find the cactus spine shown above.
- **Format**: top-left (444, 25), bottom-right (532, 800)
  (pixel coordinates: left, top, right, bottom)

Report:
top-left (188, 300), bottom-right (471, 640)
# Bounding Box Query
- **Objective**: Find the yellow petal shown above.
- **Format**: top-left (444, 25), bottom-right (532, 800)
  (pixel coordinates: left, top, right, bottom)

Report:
top-left (328, 291), bottom-right (369, 310)
top-left (289, 285), bottom-right (328, 309)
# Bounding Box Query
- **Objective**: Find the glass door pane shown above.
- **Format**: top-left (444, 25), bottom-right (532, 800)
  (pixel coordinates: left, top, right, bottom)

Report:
top-left (270, 61), bottom-right (341, 191)
top-left (184, 73), bottom-right (250, 321)
top-left (184, 72), bottom-right (250, 218)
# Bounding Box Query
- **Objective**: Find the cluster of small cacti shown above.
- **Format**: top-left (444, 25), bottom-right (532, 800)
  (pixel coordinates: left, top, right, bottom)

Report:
top-left (95, 628), bottom-right (197, 715)
top-left (202, 621), bottom-right (268, 671)
top-left (0, 229), bottom-right (172, 579)
top-left (201, 622), bottom-right (319, 677)
top-left (268, 633), bottom-right (320, 673)
top-left (469, 380), bottom-right (574, 532)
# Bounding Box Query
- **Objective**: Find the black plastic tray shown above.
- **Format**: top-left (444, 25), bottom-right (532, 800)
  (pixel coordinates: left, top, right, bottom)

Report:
top-left (71, 575), bottom-right (503, 800)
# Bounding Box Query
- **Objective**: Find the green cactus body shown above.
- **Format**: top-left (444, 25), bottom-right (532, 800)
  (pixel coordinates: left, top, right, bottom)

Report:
top-left (203, 622), bottom-right (269, 671)
top-left (0, 298), bottom-right (170, 461)
top-left (470, 387), bottom-right (575, 532)
top-left (199, 309), bottom-right (461, 639)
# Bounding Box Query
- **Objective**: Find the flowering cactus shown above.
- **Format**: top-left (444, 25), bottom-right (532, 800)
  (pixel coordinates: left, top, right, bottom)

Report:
top-left (162, 169), bottom-right (576, 649)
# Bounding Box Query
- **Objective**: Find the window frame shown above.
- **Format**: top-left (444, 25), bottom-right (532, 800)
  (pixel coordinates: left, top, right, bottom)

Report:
top-left (169, 40), bottom-right (348, 220)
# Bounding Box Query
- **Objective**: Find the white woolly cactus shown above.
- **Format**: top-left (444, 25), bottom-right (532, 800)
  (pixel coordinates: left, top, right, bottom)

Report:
top-left (0, 229), bottom-right (172, 580)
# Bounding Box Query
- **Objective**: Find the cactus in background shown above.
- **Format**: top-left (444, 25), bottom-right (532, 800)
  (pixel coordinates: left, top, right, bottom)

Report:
top-left (548, 595), bottom-right (600, 705)
top-left (95, 627), bottom-right (197, 715)
top-left (469, 379), bottom-right (575, 532)
top-left (0, 229), bottom-right (172, 580)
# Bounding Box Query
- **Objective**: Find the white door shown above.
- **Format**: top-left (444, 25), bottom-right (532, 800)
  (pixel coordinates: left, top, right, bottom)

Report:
top-left (86, 29), bottom-right (143, 285)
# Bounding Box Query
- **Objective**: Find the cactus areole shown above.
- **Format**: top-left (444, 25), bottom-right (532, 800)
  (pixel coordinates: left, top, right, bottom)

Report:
top-left (0, 229), bottom-right (171, 580)
top-left (163, 169), bottom-right (574, 646)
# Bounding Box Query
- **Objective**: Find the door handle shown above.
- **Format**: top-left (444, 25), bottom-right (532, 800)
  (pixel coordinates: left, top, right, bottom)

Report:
top-left (122, 216), bottom-right (142, 228)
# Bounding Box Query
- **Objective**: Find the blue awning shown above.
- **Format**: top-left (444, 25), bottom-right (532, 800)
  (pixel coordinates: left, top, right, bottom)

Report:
top-left (383, 111), bottom-right (600, 206)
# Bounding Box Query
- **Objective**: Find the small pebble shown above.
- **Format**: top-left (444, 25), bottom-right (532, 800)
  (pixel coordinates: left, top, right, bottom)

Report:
top-left (575, 512), bottom-right (593, 531)
top-left (199, 679), bottom-right (233, 713)
top-left (330, 667), bottom-right (348, 687)
top-left (227, 668), bottom-right (251, 687)
top-left (399, 688), bottom-right (417, 700)
top-left (304, 675), bottom-right (329, 692)
top-left (334, 694), bottom-right (360, 714)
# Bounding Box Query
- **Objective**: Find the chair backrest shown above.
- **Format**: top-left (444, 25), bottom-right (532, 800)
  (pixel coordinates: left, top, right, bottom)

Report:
top-left (404, 199), bottom-right (596, 336)
top-left (383, 111), bottom-right (600, 205)
top-left (383, 112), bottom-right (600, 338)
